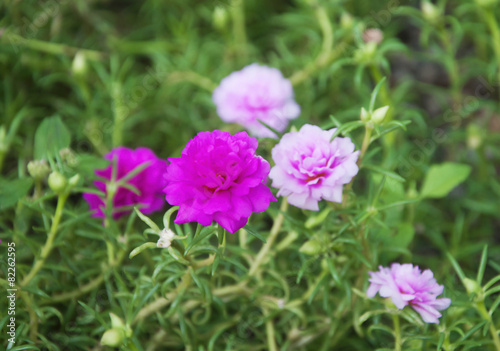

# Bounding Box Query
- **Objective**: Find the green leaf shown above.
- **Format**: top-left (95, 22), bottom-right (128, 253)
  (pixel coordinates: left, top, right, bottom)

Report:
top-left (243, 225), bottom-right (267, 243)
top-left (34, 116), bottom-right (71, 160)
top-left (0, 177), bottom-right (33, 210)
top-left (134, 207), bottom-right (160, 233)
top-left (185, 225), bottom-right (216, 254)
top-left (129, 242), bottom-right (157, 259)
top-left (420, 163), bottom-right (471, 198)
top-left (363, 164), bottom-right (406, 183)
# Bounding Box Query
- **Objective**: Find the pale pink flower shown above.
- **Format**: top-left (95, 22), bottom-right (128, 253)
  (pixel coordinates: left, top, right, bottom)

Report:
top-left (212, 64), bottom-right (300, 138)
top-left (367, 263), bottom-right (451, 324)
top-left (269, 124), bottom-right (359, 210)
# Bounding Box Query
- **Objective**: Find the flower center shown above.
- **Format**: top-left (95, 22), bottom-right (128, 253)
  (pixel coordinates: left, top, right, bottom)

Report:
top-left (305, 172), bottom-right (326, 182)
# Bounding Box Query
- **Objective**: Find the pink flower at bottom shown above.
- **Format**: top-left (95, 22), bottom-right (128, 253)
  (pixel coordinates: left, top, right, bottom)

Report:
top-left (367, 263), bottom-right (451, 324)
top-left (163, 130), bottom-right (276, 233)
top-left (83, 147), bottom-right (168, 219)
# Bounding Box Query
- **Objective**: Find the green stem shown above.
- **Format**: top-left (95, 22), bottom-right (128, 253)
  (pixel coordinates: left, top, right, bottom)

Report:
top-left (289, 3), bottom-right (335, 86)
top-left (0, 150), bottom-right (5, 174)
top-left (358, 124), bottom-right (373, 167)
top-left (168, 71), bottom-right (217, 92)
top-left (265, 311), bottom-right (278, 351)
top-left (112, 82), bottom-right (126, 147)
top-left (483, 10), bottom-right (500, 105)
top-left (437, 24), bottom-right (460, 104)
top-left (106, 240), bottom-right (115, 266)
top-left (248, 199), bottom-right (288, 277)
top-left (2, 32), bottom-right (103, 60)
top-left (21, 192), bottom-right (68, 287)
top-left (230, 0), bottom-right (248, 60)
top-left (369, 65), bottom-right (396, 157)
top-left (19, 291), bottom-right (39, 341)
top-left (477, 300), bottom-right (500, 351)
top-left (369, 65), bottom-right (391, 115)
top-left (393, 313), bottom-right (402, 351)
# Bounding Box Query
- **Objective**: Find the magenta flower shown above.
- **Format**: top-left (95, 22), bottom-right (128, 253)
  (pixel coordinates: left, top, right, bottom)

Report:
top-left (83, 147), bottom-right (168, 219)
top-left (269, 124), bottom-right (359, 211)
top-left (212, 64), bottom-right (300, 138)
top-left (164, 130), bottom-right (276, 233)
top-left (367, 263), bottom-right (451, 324)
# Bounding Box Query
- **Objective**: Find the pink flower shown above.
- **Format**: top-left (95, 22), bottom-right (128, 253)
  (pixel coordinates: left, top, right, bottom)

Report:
top-left (367, 263), bottom-right (451, 324)
top-left (269, 124), bottom-right (359, 210)
top-left (164, 130), bottom-right (276, 233)
top-left (212, 64), bottom-right (300, 138)
top-left (83, 147), bottom-right (168, 219)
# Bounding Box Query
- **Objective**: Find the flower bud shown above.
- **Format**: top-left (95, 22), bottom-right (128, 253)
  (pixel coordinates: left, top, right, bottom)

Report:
top-left (463, 277), bottom-right (483, 300)
top-left (362, 28), bottom-right (383, 45)
top-left (371, 105), bottom-right (390, 124)
top-left (466, 124), bottom-right (482, 150)
top-left (59, 148), bottom-right (77, 167)
top-left (321, 257), bottom-right (329, 271)
top-left (305, 208), bottom-right (331, 228)
top-left (68, 174), bottom-right (80, 188)
top-left (354, 42), bottom-right (377, 65)
top-left (299, 238), bottom-right (323, 256)
top-left (340, 13), bottom-right (354, 30)
top-left (213, 6), bottom-right (229, 31)
top-left (421, 1), bottom-right (440, 23)
top-left (27, 160), bottom-right (50, 180)
top-left (360, 107), bottom-right (370, 122)
top-left (157, 228), bottom-right (176, 248)
top-left (48, 171), bottom-right (67, 194)
top-left (110, 313), bottom-right (125, 329)
top-left (72, 51), bottom-right (87, 77)
top-left (101, 328), bottom-right (126, 347)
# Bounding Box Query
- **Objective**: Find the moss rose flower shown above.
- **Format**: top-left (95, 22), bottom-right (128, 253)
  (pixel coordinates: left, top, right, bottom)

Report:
top-left (212, 64), bottom-right (300, 138)
top-left (269, 124), bottom-right (359, 210)
top-left (164, 130), bottom-right (276, 233)
top-left (367, 263), bottom-right (451, 324)
top-left (83, 147), bottom-right (168, 219)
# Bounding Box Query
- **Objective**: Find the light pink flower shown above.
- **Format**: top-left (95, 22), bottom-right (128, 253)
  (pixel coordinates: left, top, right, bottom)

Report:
top-left (269, 124), bottom-right (359, 210)
top-left (212, 63), bottom-right (300, 138)
top-left (367, 263), bottom-right (451, 324)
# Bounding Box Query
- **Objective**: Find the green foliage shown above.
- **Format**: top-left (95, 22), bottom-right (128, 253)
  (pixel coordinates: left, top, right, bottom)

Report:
top-left (1, 0), bottom-right (500, 350)
top-left (420, 163), bottom-right (472, 199)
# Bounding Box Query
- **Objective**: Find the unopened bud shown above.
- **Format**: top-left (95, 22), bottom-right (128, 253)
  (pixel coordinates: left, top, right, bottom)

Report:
top-left (101, 328), bottom-right (126, 347)
top-left (354, 42), bottom-right (377, 65)
top-left (362, 28), bottom-right (383, 44)
top-left (466, 124), bottom-right (482, 150)
top-left (157, 228), bottom-right (176, 248)
top-left (299, 238), bottom-right (323, 256)
top-left (59, 148), bottom-right (78, 167)
top-left (463, 278), bottom-right (483, 300)
top-left (421, 1), bottom-right (440, 23)
top-left (72, 51), bottom-right (87, 77)
top-left (48, 171), bottom-right (67, 194)
top-left (371, 105), bottom-right (390, 124)
top-left (110, 313), bottom-right (125, 329)
top-left (213, 6), bottom-right (229, 31)
top-left (360, 107), bottom-right (370, 122)
top-left (68, 174), bottom-right (80, 188)
top-left (305, 208), bottom-right (331, 228)
top-left (340, 13), bottom-right (354, 30)
top-left (27, 160), bottom-right (50, 180)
